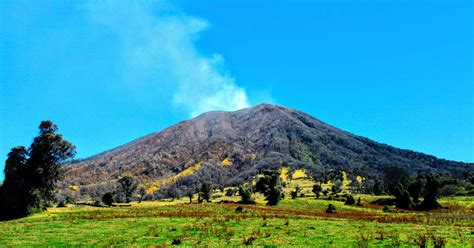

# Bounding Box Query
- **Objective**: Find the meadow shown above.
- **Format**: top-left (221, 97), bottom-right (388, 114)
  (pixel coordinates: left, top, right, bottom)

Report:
top-left (0, 194), bottom-right (472, 247)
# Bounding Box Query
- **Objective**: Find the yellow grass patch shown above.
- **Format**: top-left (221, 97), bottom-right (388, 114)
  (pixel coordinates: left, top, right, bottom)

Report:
top-left (221, 157), bottom-right (232, 166)
top-left (292, 169), bottom-right (307, 179)
top-left (145, 162), bottom-right (203, 194)
top-left (280, 167), bottom-right (289, 180)
top-left (69, 185), bottom-right (80, 191)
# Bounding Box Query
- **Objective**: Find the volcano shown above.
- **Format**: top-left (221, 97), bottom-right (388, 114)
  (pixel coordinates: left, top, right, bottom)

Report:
top-left (66, 104), bottom-right (472, 188)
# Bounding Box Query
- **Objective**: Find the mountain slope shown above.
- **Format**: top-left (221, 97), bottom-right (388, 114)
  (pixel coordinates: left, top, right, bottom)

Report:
top-left (66, 104), bottom-right (472, 188)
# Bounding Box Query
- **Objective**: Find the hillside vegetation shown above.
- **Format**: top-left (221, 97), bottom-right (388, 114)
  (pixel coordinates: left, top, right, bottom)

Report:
top-left (64, 104), bottom-right (473, 202)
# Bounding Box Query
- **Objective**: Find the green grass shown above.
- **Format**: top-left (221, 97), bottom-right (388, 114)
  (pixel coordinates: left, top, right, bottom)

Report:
top-left (1, 195), bottom-right (473, 247)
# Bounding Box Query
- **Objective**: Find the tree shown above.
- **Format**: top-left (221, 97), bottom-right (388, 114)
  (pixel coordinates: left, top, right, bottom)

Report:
top-left (102, 192), bottom-right (114, 206)
top-left (331, 180), bottom-right (342, 194)
top-left (383, 166), bottom-right (411, 196)
top-left (419, 174), bottom-right (443, 210)
top-left (408, 176), bottom-right (425, 204)
top-left (26, 120), bottom-right (76, 211)
top-left (392, 184), bottom-right (413, 209)
top-left (291, 184), bottom-right (301, 199)
top-left (0, 121), bottom-right (75, 219)
top-left (383, 166), bottom-right (413, 209)
top-left (137, 187), bottom-right (146, 203)
top-left (256, 170), bottom-right (283, 205)
top-left (0, 146), bottom-right (29, 217)
top-left (344, 194), bottom-right (355, 205)
top-left (117, 176), bottom-right (138, 203)
top-left (312, 184), bottom-right (322, 198)
top-left (199, 182), bottom-right (212, 203)
top-left (238, 186), bottom-right (255, 204)
top-left (185, 190), bottom-right (194, 203)
top-left (166, 184), bottom-right (180, 201)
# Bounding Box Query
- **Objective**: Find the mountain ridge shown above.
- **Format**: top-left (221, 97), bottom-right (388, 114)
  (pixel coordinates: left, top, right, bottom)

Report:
top-left (66, 104), bottom-right (473, 189)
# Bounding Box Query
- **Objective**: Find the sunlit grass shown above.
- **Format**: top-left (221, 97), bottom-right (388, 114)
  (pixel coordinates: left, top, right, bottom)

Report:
top-left (1, 196), bottom-right (472, 247)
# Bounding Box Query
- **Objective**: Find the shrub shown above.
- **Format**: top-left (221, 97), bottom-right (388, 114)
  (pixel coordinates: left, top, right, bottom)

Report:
top-left (239, 186), bottom-right (256, 204)
top-left (225, 188), bottom-right (235, 197)
top-left (235, 206), bottom-right (244, 213)
top-left (171, 237), bottom-right (182, 245)
top-left (102, 192), bottom-right (114, 206)
top-left (56, 201), bottom-right (67, 208)
top-left (291, 184), bottom-right (301, 199)
top-left (345, 194), bottom-right (355, 205)
top-left (93, 200), bottom-right (102, 207)
top-left (326, 204), bottom-right (336, 213)
top-left (290, 190), bottom-right (298, 199)
top-left (322, 190), bottom-right (329, 196)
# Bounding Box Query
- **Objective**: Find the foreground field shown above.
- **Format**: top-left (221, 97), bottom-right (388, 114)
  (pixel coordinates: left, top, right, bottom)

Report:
top-left (0, 196), bottom-right (472, 247)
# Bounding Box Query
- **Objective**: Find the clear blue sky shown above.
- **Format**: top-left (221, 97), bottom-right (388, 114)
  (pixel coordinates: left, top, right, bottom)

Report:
top-left (1, 0), bottom-right (473, 180)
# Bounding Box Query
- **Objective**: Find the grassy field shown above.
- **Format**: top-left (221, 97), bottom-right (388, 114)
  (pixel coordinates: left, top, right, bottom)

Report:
top-left (0, 194), bottom-right (472, 247)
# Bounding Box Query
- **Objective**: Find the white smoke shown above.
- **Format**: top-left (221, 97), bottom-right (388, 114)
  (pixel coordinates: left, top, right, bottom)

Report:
top-left (83, 0), bottom-right (250, 117)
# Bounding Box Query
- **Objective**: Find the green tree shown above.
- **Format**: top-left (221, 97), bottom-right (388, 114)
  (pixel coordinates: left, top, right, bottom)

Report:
top-left (102, 192), bottom-right (114, 206)
top-left (26, 120), bottom-right (76, 211)
top-left (312, 184), bottom-right (322, 198)
top-left (419, 173), bottom-right (443, 210)
top-left (238, 186), bottom-right (255, 204)
top-left (199, 182), bottom-right (212, 203)
top-left (383, 166), bottom-right (411, 195)
top-left (408, 176), bottom-right (425, 204)
top-left (383, 166), bottom-right (413, 209)
top-left (0, 146), bottom-right (29, 217)
top-left (256, 170), bottom-right (283, 205)
top-left (291, 184), bottom-right (301, 199)
top-left (118, 176), bottom-right (138, 203)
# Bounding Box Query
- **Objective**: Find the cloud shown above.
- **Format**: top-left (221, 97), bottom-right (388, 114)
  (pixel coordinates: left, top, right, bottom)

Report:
top-left (83, 0), bottom-right (250, 117)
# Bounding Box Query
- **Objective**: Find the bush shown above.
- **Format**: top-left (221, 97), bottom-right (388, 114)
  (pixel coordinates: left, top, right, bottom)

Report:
top-left (326, 204), bottom-right (336, 213)
top-left (345, 194), bottom-right (355, 205)
top-left (235, 206), bottom-right (244, 213)
top-left (239, 186), bottom-right (256, 204)
top-left (93, 200), bottom-right (102, 207)
top-left (322, 190), bottom-right (329, 196)
top-left (56, 201), bottom-right (67, 208)
top-left (371, 198), bottom-right (396, 206)
top-left (291, 190), bottom-right (298, 199)
top-left (102, 192), bottom-right (114, 206)
top-left (439, 184), bottom-right (462, 197)
top-left (171, 237), bottom-right (182, 245)
top-left (225, 188), bottom-right (235, 197)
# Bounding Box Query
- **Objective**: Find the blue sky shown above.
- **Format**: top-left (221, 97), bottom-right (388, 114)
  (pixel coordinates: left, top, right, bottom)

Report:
top-left (1, 0), bottom-right (472, 180)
